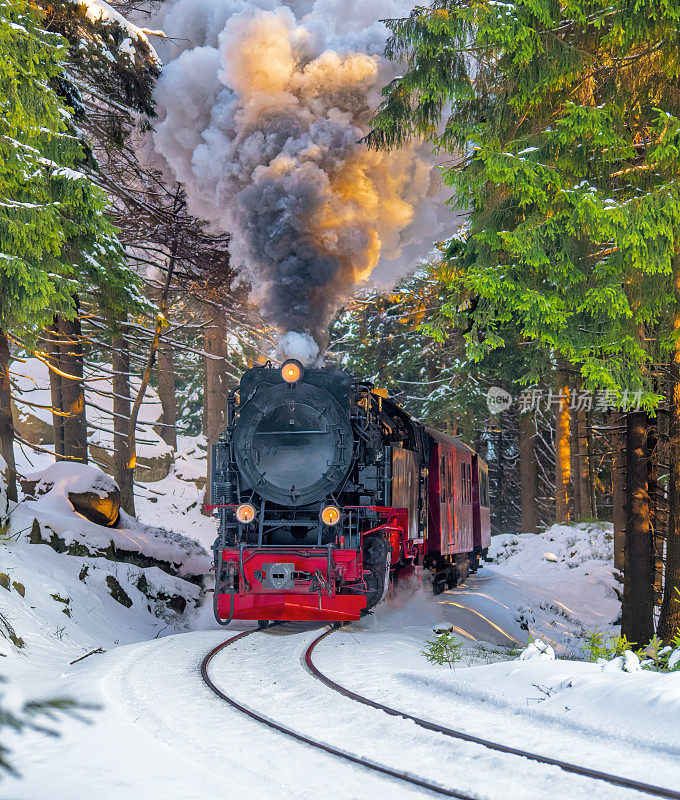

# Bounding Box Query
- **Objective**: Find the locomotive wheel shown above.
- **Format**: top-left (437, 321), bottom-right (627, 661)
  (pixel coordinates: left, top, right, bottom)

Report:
top-left (257, 620), bottom-right (271, 630)
top-left (363, 533), bottom-right (390, 610)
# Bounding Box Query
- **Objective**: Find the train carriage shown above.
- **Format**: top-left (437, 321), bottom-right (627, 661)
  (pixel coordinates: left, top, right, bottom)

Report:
top-left (208, 360), bottom-right (490, 625)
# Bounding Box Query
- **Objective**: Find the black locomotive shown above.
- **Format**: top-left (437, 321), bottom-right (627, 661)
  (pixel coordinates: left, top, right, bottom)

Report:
top-left (209, 359), bottom-right (490, 624)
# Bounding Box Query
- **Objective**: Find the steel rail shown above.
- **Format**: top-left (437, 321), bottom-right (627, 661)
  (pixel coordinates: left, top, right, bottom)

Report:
top-left (201, 629), bottom-right (479, 799)
top-left (305, 627), bottom-right (680, 800)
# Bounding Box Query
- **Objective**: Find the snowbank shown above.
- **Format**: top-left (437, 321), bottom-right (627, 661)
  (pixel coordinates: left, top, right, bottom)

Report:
top-left (489, 522), bottom-right (621, 653)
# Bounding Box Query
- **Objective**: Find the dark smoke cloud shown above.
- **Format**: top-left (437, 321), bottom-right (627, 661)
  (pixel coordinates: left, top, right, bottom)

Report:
top-left (147, 1), bottom-right (448, 343)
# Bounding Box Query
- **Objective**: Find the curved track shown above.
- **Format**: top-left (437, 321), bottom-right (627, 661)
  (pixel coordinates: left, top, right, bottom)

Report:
top-left (202, 626), bottom-right (680, 800)
top-left (305, 627), bottom-right (680, 800)
top-left (201, 628), bottom-right (477, 799)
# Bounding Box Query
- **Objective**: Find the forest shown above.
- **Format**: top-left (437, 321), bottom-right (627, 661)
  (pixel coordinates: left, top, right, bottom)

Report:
top-left (2, 0), bottom-right (680, 671)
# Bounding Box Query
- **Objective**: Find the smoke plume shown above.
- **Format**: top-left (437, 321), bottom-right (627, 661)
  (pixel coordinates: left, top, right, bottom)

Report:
top-left (150, 1), bottom-right (446, 341)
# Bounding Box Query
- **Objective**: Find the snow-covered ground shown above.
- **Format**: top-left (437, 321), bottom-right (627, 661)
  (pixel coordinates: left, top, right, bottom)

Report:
top-left (3, 442), bottom-right (679, 799)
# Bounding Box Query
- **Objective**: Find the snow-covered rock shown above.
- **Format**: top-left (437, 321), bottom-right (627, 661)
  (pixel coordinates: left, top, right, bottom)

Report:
top-left (21, 462), bottom-right (120, 526)
top-left (518, 639), bottom-right (555, 661)
top-left (669, 649), bottom-right (680, 670)
top-left (601, 650), bottom-right (641, 673)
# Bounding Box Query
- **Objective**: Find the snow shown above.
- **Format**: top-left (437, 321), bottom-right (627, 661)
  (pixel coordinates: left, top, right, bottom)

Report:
top-left (518, 638), bottom-right (555, 660)
top-left (23, 461), bottom-right (118, 498)
top-left (3, 441), bottom-right (679, 800)
top-left (0, 452), bottom-right (8, 517)
top-left (81, 0), bottom-right (164, 61)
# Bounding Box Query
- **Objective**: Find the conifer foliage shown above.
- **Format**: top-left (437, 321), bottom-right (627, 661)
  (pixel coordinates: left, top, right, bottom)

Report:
top-left (0, 0), bottom-right (134, 500)
top-left (369, 0), bottom-right (680, 643)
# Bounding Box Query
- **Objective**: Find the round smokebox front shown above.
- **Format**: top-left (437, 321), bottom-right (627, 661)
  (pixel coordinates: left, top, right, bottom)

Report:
top-left (233, 382), bottom-right (353, 507)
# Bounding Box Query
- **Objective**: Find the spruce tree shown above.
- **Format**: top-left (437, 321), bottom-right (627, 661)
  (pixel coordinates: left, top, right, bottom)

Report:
top-left (0, 0), bottom-right (133, 498)
top-left (369, 0), bottom-right (680, 643)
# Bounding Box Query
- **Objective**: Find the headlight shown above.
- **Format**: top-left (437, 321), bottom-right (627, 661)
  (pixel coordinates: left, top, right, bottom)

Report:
top-left (281, 359), bottom-right (303, 384)
top-left (236, 503), bottom-right (256, 524)
top-left (321, 505), bottom-right (341, 526)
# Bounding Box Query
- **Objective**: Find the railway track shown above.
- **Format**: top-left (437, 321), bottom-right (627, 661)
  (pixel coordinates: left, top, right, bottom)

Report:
top-left (201, 628), bottom-right (475, 799)
top-left (305, 628), bottom-right (680, 800)
top-left (201, 626), bottom-right (680, 800)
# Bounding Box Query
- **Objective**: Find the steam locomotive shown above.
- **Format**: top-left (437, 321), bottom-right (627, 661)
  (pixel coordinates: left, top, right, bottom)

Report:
top-left (208, 360), bottom-right (490, 624)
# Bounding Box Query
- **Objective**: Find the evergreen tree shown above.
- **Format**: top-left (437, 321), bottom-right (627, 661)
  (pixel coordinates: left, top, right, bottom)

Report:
top-left (0, 0), bottom-right (134, 497)
top-left (369, 0), bottom-right (680, 643)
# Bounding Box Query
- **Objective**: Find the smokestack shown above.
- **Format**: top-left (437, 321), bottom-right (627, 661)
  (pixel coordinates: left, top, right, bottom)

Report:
top-left (149, 1), bottom-right (447, 342)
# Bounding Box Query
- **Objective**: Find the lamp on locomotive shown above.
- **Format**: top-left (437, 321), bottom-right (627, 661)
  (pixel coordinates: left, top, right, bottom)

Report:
top-left (281, 359), bottom-right (303, 384)
top-left (236, 503), bottom-right (256, 524)
top-left (321, 504), bottom-right (341, 526)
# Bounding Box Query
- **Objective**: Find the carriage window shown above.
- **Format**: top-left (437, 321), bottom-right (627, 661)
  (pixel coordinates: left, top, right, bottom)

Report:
top-left (440, 455), bottom-right (446, 502)
top-left (460, 462), bottom-right (472, 505)
top-left (480, 470), bottom-right (489, 507)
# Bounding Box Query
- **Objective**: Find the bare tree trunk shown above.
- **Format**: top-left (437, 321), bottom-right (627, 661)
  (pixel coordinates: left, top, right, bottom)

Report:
top-left (59, 311), bottom-right (87, 463)
top-left (203, 310), bottom-right (228, 446)
top-left (157, 337), bottom-right (177, 450)
top-left (571, 409), bottom-right (583, 521)
top-left (659, 262), bottom-right (680, 640)
top-left (123, 253), bottom-right (177, 498)
top-left (587, 409), bottom-right (597, 520)
top-left (648, 415), bottom-right (664, 608)
top-left (0, 330), bottom-right (17, 502)
top-left (45, 308), bottom-right (87, 463)
top-left (611, 410), bottom-right (626, 570)
top-left (519, 411), bottom-right (538, 533)
top-left (555, 378), bottom-right (571, 523)
top-left (577, 408), bottom-right (592, 518)
top-left (45, 317), bottom-right (65, 458)
top-left (621, 411), bottom-right (654, 645)
top-left (112, 327), bottom-right (134, 515)
top-left (203, 310), bottom-right (228, 511)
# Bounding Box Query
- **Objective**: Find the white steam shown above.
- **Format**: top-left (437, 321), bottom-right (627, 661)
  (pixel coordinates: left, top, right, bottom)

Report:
top-left (277, 331), bottom-right (320, 366)
top-left (149, 0), bottom-right (447, 339)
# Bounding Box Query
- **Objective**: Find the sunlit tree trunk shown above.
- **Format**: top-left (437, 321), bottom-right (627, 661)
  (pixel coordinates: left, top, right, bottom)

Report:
top-left (555, 377), bottom-right (571, 523)
top-left (202, 310), bottom-right (228, 510)
top-left (203, 311), bottom-right (228, 446)
top-left (45, 317), bottom-right (65, 458)
top-left (112, 326), bottom-right (134, 515)
top-left (59, 311), bottom-right (87, 463)
top-left (157, 337), bottom-right (177, 451)
top-left (46, 305), bottom-right (87, 463)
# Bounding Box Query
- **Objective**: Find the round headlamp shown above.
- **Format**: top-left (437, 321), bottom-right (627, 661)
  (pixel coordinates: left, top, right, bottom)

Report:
top-left (281, 359), bottom-right (303, 384)
top-left (236, 503), bottom-right (256, 524)
top-left (320, 505), bottom-right (341, 526)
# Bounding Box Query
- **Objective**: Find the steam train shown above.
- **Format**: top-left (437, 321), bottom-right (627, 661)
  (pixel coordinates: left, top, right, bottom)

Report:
top-left (208, 360), bottom-right (490, 624)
